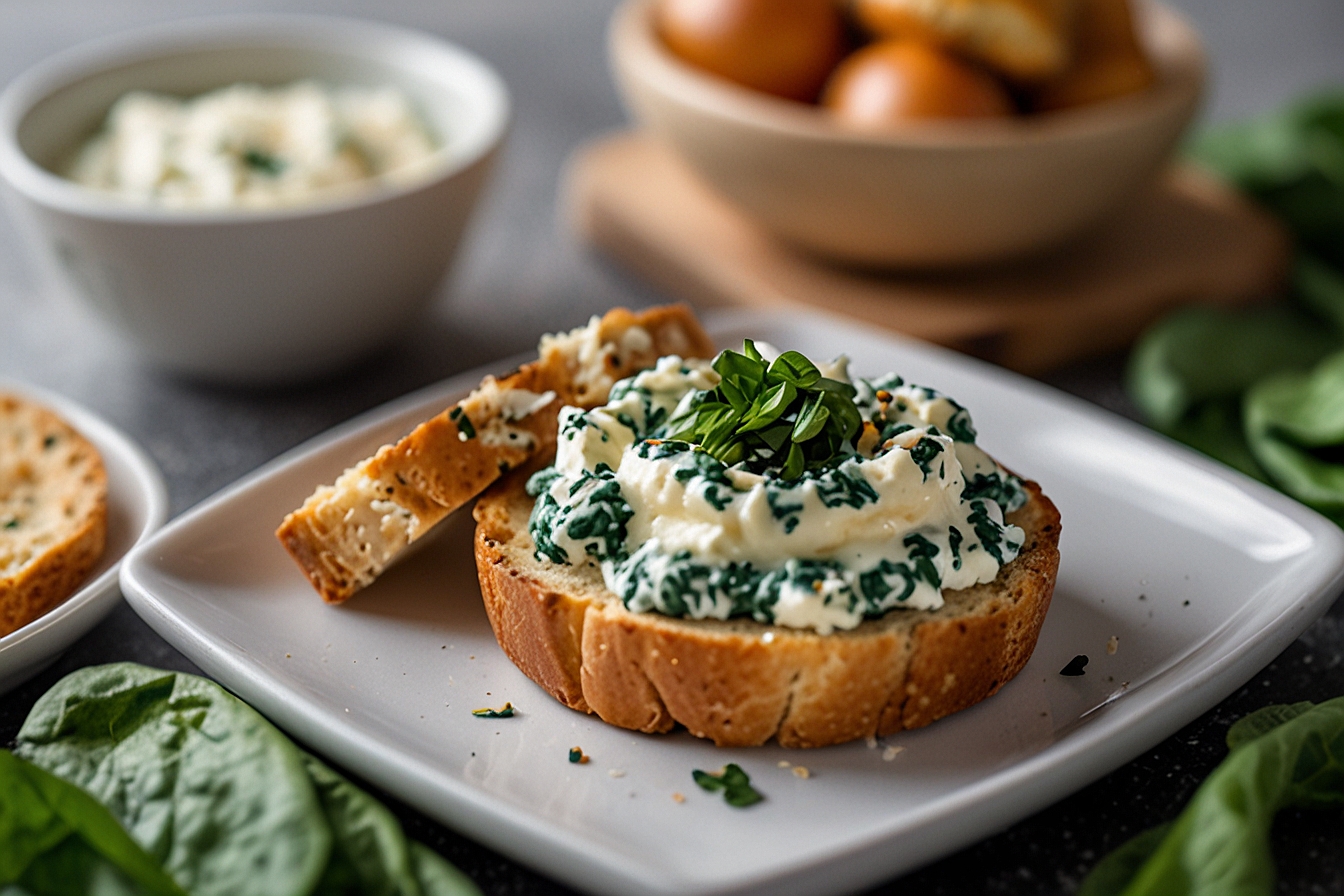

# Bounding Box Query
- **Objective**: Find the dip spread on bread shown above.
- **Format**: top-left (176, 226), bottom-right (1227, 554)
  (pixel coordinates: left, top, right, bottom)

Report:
top-left (526, 341), bottom-right (1027, 634)
top-left (69, 81), bottom-right (439, 208)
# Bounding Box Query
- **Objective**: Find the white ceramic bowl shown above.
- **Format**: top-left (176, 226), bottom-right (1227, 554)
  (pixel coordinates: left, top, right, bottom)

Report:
top-left (0, 16), bottom-right (509, 384)
top-left (611, 0), bottom-right (1203, 269)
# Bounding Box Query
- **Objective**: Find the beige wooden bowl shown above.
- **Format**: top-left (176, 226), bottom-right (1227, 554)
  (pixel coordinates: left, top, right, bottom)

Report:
top-left (610, 0), bottom-right (1204, 269)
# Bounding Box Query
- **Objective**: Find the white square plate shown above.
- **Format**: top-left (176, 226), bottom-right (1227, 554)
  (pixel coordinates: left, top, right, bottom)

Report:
top-left (120, 310), bottom-right (1344, 896)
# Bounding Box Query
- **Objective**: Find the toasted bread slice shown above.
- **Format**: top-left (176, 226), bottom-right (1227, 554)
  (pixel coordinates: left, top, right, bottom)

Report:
top-left (278, 305), bottom-right (714, 604)
top-left (1, 394), bottom-right (108, 637)
top-left (854, 0), bottom-right (1077, 81)
top-left (474, 466), bottom-right (1060, 748)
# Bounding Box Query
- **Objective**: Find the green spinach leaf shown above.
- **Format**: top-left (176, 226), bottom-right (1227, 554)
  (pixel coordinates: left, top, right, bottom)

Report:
top-left (0, 749), bottom-right (186, 896)
top-left (13, 664), bottom-right (331, 896)
top-left (303, 754), bottom-right (478, 896)
top-left (1080, 697), bottom-right (1344, 896)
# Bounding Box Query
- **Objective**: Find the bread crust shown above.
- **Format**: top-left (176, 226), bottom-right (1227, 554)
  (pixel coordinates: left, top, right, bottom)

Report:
top-left (1, 394), bottom-right (108, 637)
top-left (278, 305), bottom-right (714, 603)
top-left (474, 466), bottom-right (1060, 748)
top-left (854, 0), bottom-right (1076, 81)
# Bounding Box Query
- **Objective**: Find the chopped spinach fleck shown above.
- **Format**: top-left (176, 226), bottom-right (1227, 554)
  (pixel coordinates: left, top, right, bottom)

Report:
top-left (693, 763), bottom-right (763, 807)
top-left (242, 148), bottom-right (285, 175)
top-left (449, 406), bottom-right (476, 440)
top-left (471, 703), bottom-right (515, 718)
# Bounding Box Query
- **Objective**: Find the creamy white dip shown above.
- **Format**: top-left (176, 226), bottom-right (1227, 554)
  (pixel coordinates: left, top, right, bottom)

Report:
top-left (527, 348), bottom-right (1028, 634)
top-left (68, 80), bottom-right (439, 208)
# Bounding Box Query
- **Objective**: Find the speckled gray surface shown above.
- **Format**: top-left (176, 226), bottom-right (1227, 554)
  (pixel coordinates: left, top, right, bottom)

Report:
top-left (2, 1), bottom-right (1343, 893)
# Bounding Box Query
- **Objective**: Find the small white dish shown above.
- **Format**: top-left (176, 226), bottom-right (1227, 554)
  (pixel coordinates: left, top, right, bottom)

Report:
top-left (120, 310), bottom-right (1344, 896)
top-left (0, 380), bottom-right (167, 694)
top-left (0, 15), bottom-right (509, 384)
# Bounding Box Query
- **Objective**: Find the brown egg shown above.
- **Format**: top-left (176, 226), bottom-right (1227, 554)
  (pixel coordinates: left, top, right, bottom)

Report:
top-left (1032, 0), bottom-right (1155, 111)
top-left (655, 0), bottom-right (847, 103)
top-left (822, 40), bottom-right (1015, 125)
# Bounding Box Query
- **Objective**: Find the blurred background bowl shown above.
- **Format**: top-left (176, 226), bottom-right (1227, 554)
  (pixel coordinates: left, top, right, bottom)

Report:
top-left (610, 0), bottom-right (1204, 269)
top-left (0, 15), bottom-right (508, 385)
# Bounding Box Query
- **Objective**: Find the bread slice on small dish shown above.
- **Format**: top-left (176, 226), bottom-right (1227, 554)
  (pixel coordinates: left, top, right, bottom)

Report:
top-left (474, 465), bottom-right (1060, 748)
top-left (854, 0), bottom-right (1077, 81)
top-left (277, 305), bottom-right (714, 604)
top-left (1, 394), bottom-right (107, 637)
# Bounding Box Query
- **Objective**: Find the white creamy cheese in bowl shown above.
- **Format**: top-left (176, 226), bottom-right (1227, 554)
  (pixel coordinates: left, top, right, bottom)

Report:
top-left (69, 80), bottom-right (441, 209)
top-left (0, 16), bottom-right (509, 384)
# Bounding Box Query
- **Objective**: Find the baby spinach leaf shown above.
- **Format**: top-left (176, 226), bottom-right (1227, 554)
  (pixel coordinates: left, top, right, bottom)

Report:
top-left (1081, 697), bottom-right (1344, 896)
top-left (1077, 823), bottom-right (1172, 896)
top-left (303, 753), bottom-right (479, 896)
top-left (0, 749), bottom-right (187, 896)
top-left (1225, 702), bottom-right (1314, 750)
top-left (407, 843), bottom-right (480, 896)
top-left (14, 664), bottom-right (331, 896)
top-left (1244, 350), bottom-right (1344, 521)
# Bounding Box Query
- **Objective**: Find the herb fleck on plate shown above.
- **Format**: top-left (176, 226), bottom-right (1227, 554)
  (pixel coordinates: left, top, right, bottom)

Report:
top-left (693, 763), bottom-right (764, 807)
top-left (472, 702), bottom-right (515, 718)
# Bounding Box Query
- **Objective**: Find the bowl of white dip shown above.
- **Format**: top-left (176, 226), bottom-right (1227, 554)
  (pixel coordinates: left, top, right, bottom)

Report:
top-left (0, 16), bottom-right (509, 384)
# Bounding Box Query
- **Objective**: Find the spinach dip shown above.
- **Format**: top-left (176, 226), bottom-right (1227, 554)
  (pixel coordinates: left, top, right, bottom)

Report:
top-left (526, 342), bottom-right (1027, 634)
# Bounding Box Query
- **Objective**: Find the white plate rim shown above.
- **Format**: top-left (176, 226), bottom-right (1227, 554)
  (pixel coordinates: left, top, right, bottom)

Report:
top-left (0, 378), bottom-right (168, 692)
top-left (118, 309), bottom-right (1344, 895)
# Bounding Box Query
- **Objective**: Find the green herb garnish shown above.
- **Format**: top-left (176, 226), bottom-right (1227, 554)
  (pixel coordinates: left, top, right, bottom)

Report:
top-left (4, 518), bottom-right (18, 530)
top-left (472, 703), bottom-right (515, 718)
top-left (449, 406), bottom-right (477, 440)
top-left (666, 341), bottom-right (860, 479)
top-left (692, 763), bottom-right (764, 807)
top-left (242, 148), bottom-right (285, 176)
top-left (568, 747), bottom-right (589, 764)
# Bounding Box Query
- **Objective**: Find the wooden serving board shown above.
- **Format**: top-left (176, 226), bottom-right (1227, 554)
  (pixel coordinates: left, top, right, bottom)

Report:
top-left (563, 132), bottom-right (1290, 374)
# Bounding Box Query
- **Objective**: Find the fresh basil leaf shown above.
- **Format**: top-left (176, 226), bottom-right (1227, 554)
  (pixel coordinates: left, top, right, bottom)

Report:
top-left (742, 339), bottom-right (765, 364)
top-left (791, 394), bottom-right (830, 442)
top-left (713, 349), bottom-right (765, 394)
top-left (782, 442), bottom-right (805, 480)
top-left (820, 390), bottom-right (863, 441)
top-left (0, 750), bottom-right (188, 896)
top-left (755, 422), bottom-right (792, 452)
top-left (14, 664), bottom-right (331, 896)
top-left (767, 352), bottom-right (821, 389)
top-left (739, 382), bottom-right (796, 433)
top-left (1081, 696), bottom-right (1344, 896)
top-left (718, 376), bottom-right (752, 415)
top-left (814, 376), bottom-right (858, 399)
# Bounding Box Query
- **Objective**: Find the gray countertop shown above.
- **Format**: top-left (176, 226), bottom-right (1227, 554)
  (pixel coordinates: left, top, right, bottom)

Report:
top-left (2, 1), bottom-right (1343, 893)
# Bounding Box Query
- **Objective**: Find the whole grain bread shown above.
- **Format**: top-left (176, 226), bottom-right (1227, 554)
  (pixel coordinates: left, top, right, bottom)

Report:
top-left (278, 305), bottom-right (714, 603)
top-left (0, 394), bottom-right (108, 637)
top-left (473, 466), bottom-right (1060, 748)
